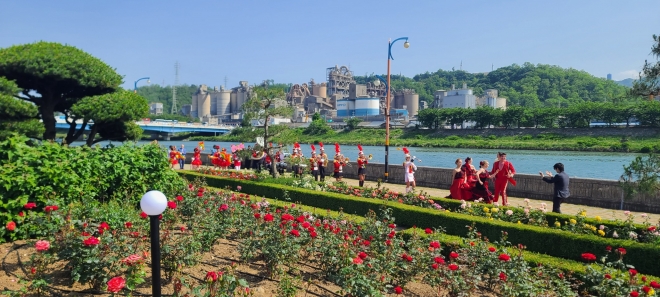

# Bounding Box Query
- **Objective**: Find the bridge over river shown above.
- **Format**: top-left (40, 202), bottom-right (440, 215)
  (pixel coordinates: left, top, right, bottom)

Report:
top-left (54, 117), bottom-right (233, 140)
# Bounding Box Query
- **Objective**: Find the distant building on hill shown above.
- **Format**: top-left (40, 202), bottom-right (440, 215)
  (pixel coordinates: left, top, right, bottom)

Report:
top-left (607, 73), bottom-right (612, 80)
top-left (432, 83), bottom-right (506, 110)
top-left (149, 102), bottom-right (163, 115)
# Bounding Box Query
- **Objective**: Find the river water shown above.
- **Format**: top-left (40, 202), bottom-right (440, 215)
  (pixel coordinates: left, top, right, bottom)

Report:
top-left (77, 140), bottom-right (640, 181)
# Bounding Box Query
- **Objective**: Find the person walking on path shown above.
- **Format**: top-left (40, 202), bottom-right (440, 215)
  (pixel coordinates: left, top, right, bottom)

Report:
top-left (540, 163), bottom-right (570, 213)
top-left (402, 148), bottom-right (417, 193)
top-left (490, 152), bottom-right (516, 206)
top-left (178, 145), bottom-right (186, 169)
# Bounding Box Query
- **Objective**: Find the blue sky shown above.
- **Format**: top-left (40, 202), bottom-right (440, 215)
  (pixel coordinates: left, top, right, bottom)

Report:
top-left (1, 0), bottom-right (658, 90)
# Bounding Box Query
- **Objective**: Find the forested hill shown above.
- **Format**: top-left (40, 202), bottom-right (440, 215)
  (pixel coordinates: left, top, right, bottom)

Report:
top-left (136, 84), bottom-right (198, 114)
top-left (354, 63), bottom-right (631, 107)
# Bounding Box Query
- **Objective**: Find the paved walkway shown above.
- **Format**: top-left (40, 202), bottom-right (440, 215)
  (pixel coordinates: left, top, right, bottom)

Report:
top-left (179, 165), bottom-right (658, 224)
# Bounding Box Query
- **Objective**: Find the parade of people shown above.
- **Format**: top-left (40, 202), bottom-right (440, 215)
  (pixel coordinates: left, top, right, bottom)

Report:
top-left (176, 141), bottom-right (525, 205)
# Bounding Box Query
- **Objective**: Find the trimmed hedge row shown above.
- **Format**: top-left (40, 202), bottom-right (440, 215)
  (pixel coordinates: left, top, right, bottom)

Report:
top-left (181, 172), bottom-right (660, 276)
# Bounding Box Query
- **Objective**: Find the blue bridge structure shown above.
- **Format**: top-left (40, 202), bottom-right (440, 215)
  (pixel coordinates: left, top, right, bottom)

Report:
top-left (54, 118), bottom-right (234, 140)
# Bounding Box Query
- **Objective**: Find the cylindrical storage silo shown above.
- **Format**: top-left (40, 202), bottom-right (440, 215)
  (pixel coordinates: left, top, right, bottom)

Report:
top-left (191, 94), bottom-right (198, 116)
top-left (312, 85), bottom-right (320, 97)
top-left (198, 94), bottom-right (211, 118)
top-left (230, 93), bottom-right (237, 113)
top-left (355, 98), bottom-right (380, 116)
top-left (404, 93), bottom-right (419, 117)
top-left (237, 92), bottom-right (246, 111)
top-left (217, 90), bottom-right (231, 116)
top-left (210, 93), bottom-right (218, 116)
top-left (394, 93), bottom-right (404, 109)
top-left (318, 83), bottom-right (327, 99)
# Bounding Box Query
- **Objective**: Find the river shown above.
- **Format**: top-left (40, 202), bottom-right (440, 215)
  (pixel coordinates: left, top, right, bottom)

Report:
top-left (74, 140), bottom-right (641, 180)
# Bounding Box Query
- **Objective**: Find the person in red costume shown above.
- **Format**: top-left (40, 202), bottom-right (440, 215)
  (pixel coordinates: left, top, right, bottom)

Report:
top-left (448, 158), bottom-right (463, 200)
top-left (489, 152), bottom-right (516, 205)
top-left (461, 157), bottom-right (477, 200)
top-left (356, 144), bottom-right (368, 187)
top-left (191, 147), bottom-right (203, 170)
top-left (473, 160), bottom-right (495, 203)
top-left (168, 146), bottom-right (179, 169)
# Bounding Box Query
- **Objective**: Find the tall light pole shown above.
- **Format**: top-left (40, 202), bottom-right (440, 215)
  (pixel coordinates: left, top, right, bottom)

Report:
top-left (384, 37), bottom-right (409, 182)
top-left (134, 77), bottom-right (151, 93)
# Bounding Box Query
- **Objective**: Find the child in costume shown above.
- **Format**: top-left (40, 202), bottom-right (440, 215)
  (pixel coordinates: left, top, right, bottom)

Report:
top-left (402, 147), bottom-right (417, 193)
top-left (356, 144), bottom-right (368, 187)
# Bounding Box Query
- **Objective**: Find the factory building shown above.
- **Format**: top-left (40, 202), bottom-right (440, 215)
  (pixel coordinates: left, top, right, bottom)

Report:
top-left (188, 81), bottom-right (252, 123)
top-left (149, 102), bottom-right (164, 115)
top-left (336, 97), bottom-right (380, 117)
top-left (433, 84), bottom-right (506, 110)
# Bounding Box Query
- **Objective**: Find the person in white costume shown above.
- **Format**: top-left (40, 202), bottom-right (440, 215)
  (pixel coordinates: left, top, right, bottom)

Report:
top-left (402, 147), bottom-right (417, 193)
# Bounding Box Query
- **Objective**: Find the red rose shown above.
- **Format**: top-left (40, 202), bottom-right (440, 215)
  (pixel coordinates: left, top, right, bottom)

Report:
top-left (30, 267), bottom-right (36, 274)
top-left (605, 246), bottom-right (612, 252)
top-left (218, 204), bottom-right (228, 211)
top-left (176, 195), bottom-right (184, 201)
top-left (650, 281), bottom-right (660, 289)
top-left (643, 286), bottom-right (651, 294)
top-left (353, 257), bottom-right (363, 264)
top-left (106, 276), bottom-right (126, 293)
top-left (206, 271), bottom-right (218, 282)
top-left (630, 291), bottom-right (639, 297)
top-left (424, 228), bottom-right (433, 234)
top-left (499, 254), bottom-right (511, 261)
top-left (254, 213), bottom-right (261, 219)
top-left (125, 222), bottom-right (132, 228)
top-left (429, 241), bottom-right (440, 249)
top-left (617, 247), bottom-right (627, 255)
top-left (24, 202), bottom-right (37, 210)
top-left (362, 240), bottom-right (371, 247)
top-left (82, 232), bottom-right (91, 236)
top-left (167, 201), bottom-right (177, 209)
top-left (385, 240), bottom-right (392, 246)
top-left (290, 229), bottom-right (300, 237)
top-left (629, 269), bottom-right (638, 276)
top-left (358, 252), bottom-right (368, 259)
top-left (605, 274), bottom-right (612, 279)
top-left (83, 236), bottom-right (100, 246)
top-left (434, 256), bottom-right (445, 264)
top-left (18, 211), bottom-right (24, 217)
top-left (296, 215), bottom-right (305, 223)
top-left (302, 222), bottom-right (311, 229)
top-left (488, 247), bottom-right (496, 252)
top-left (310, 231), bottom-right (318, 238)
top-left (449, 252), bottom-right (459, 259)
top-left (448, 264), bottom-right (459, 271)
top-left (643, 276), bottom-right (648, 282)
top-left (499, 272), bottom-right (507, 281)
top-left (121, 254), bottom-right (143, 266)
top-left (98, 222), bottom-right (110, 234)
top-left (394, 286), bottom-right (403, 294)
top-left (6, 221), bottom-right (16, 231)
top-left (432, 263), bottom-right (439, 270)
top-left (35, 240), bottom-right (50, 252)
top-left (264, 213), bottom-right (274, 222)
top-left (581, 253), bottom-right (597, 262)
top-left (180, 226), bottom-right (185, 232)
top-left (140, 212), bottom-right (148, 219)
top-left (388, 223), bottom-right (396, 229)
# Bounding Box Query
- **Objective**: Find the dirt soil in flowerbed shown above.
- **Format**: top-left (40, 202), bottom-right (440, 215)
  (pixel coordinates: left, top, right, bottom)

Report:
top-left (0, 239), bottom-right (498, 297)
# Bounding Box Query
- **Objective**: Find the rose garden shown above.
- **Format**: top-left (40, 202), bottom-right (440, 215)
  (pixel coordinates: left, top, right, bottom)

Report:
top-left (0, 136), bottom-right (659, 297)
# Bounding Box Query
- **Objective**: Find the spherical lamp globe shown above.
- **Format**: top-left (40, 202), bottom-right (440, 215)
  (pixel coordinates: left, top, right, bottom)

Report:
top-left (403, 41), bottom-right (410, 48)
top-left (373, 80), bottom-right (381, 87)
top-left (140, 190), bottom-right (168, 216)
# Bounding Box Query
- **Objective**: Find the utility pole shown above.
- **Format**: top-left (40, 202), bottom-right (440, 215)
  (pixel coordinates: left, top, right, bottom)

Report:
top-left (224, 76), bottom-right (228, 89)
top-left (171, 62), bottom-right (179, 114)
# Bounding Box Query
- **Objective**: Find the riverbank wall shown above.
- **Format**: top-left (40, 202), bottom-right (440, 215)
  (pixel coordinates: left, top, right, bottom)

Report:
top-left (423, 127), bottom-right (660, 138)
top-left (190, 152), bottom-right (659, 213)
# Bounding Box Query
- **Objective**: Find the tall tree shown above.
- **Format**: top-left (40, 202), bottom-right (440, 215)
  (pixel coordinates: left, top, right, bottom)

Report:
top-left (242, 83), bottom-right (293, 177)
top-left (632, 34), bottom-right (660, 99)
top-left (70, 89), bottom-right (149, 145)
top-left (0, 42), bottom-right (122, 141)
top-left (0, 77), bottom-right (44, 140)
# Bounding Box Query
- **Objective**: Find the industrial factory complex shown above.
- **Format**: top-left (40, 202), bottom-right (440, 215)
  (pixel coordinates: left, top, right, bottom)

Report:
top-left (154, 65), bottom-right (507, 126)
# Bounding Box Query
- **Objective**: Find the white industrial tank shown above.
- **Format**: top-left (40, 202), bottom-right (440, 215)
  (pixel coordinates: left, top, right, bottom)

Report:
top-left (355, 98), bottom-right (380, 116)
top-left (191, 93), bottom-right (198, 117)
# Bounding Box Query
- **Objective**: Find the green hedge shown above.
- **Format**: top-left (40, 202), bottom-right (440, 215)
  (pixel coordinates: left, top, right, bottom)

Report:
top-left (180, 172), bottom-right (660, 276)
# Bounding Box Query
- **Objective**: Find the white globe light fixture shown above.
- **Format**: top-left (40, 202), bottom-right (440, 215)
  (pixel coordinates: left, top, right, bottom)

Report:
top-left (141, 190), bottom-right (167, 216)
top-left (373, 80), bottom-right (381, 87)
top-left (141, 190), bottom-right (167, 297)
top-left (403, 41), bottom-right (410, 48)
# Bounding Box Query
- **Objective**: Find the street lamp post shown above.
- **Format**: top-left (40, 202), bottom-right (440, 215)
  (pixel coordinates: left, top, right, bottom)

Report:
top-left (134, 77), bottom-right (151, 93)
top-left (140, 190), bottom-right (168, 297)
top-left (383, 37), bottom-right (409, 182)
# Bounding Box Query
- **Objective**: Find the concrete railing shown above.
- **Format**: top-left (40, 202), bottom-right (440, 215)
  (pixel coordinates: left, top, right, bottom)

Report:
top-left (188, 153), bottom-right (660, 213)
